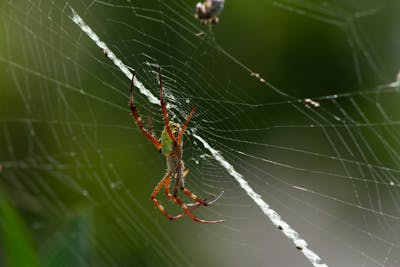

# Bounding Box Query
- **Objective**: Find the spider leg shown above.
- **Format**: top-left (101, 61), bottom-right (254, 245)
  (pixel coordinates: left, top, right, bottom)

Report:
top-left (182, 168), bottom-right (189, 177)
top-left (130, 72), bottom-right (162, 151)
top-left (159, 174), bottom-right (200, 220)
top-left (151, 173), bottom-right (186, 220)
top-left (168, 192), bottom-right (224, 220)
top-left (180, 187), bottom-right (224, 207)
top-left (173, 162), bottom-right (224, 222)
top-left (158, 67), bottom-right (175, 142)
top-left (173, 196), bottom-right (224, 224)
top-left (163, 175), bottom-right (189, 220)
top-left (185, 191), bottom-right (224, 207)
top-left (165, 176), bottom-right (224, 223)
top-left (176, 161), bottom-right (221, 207)
top-left (176, 105), bottom-right (196, 145)
top-left (172, 168), bottom-right (203, 207)
top-left (164, 172), bottom-right (224, 222)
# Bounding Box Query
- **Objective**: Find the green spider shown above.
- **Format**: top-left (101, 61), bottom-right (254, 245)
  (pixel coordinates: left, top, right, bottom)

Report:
top-left (129, 69), bottom-right (224, 224)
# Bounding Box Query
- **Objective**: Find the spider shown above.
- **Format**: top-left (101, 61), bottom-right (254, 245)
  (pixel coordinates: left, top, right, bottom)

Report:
top-left (129, 69), bottom-right (224, 224)
top-left (195, 0), bottom-right (225, 24)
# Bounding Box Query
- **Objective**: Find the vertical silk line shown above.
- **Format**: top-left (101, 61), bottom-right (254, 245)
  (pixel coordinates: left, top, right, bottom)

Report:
top-left (69, 6), bottom-right (328, 267)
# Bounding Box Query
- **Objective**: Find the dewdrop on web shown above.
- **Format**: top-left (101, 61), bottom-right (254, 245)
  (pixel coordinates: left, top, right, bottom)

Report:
top-left (195, 0), bottom-right (225, 24)
top-left (386, 69), bottom-right (400, 88)
top-left (250, 72), bottom-right (266, 83)
top-left (304, 98), bottom-right (320, 108)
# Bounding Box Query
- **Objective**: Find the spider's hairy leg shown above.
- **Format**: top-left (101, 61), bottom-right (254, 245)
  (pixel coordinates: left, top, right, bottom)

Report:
top-left (181, 187), bottom-right (224, 207)
top-left (184, 190), bottom-right (224, 207)
top-left (151, 174), bottom-right (197, 221)
top-left (151, 174), bottom-right (186, 221)
top-left (160, 172), bottom-right (224, 222)
top-left (163, 175), bottom-right (189, 220)
top-left (177, 105), bottom-right (196, 145)
top-left (158, 67), bottom-right (175, 142)
top-left (173, 195), bottom-right (224, 224)
top-left (180, 187), bottom-right (224, 207)
top-left (164, 172), bottom-right (224, 223)
top-left (129, 72), bottom-right (161, 151)
top-left (176, 162), bottom-right (224, 208)
top-left (175, 161), bottom-right (221, 207)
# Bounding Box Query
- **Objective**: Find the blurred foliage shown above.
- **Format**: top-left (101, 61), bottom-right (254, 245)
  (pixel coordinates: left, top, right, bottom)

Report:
top-left (0, 186), bottom-right (41, 267)
top-left (1, 0), bottom-right (400, 267)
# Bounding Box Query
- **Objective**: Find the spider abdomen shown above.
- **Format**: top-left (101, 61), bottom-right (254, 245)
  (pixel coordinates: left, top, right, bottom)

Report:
top-left (167, 153), bottom-right (180, 174)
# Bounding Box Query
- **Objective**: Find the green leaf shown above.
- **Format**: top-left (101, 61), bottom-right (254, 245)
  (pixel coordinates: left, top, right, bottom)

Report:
top-left (0, 189), bottom-right (42, 267)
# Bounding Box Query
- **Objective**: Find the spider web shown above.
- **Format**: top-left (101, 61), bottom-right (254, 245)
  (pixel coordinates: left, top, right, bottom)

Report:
top-left (1, 1), bottom-right (400, 267)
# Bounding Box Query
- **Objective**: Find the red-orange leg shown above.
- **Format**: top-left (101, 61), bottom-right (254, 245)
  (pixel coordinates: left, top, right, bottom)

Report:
top-left (160, 174), bottom-right (223, 222)
top-left (158, 67), bottom-right (175, 142)
top-left (162, 171), bottom-right (205, 220)
top-left (151, 174), bottom-right (186, 221)
top-left (163, 176), bottom-right (187, 220)
top-left (181, 187), bottom-right (210, 206)
top-left (151, 174), bottom-right (198, 220)
top-left (174, 162), bottom-right (207, 206)
top-left (130, 72), bottom-right (162, 151)
top-left (177, 105), bottom-right (196, 145)
top-left (173, 195), bottom-right (224, 224)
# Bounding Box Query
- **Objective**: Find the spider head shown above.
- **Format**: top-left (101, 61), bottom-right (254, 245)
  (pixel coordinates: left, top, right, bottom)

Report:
top-left (168, 121), bottom-right (181, 137)
top-left (160, 121), bottom-right (181, 155)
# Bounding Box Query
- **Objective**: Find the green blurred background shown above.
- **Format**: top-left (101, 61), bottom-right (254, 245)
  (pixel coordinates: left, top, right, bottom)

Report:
top-left (1, 1), bottom-right (400, 267)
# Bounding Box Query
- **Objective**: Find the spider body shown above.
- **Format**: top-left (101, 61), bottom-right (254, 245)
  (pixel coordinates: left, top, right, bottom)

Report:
top-left (162, 123), bottom-right (184, 194)
top-left (129, 69), bottom-right (223, 224)
top-left (160, 122), bottom-right (180, 155)
top-left (195, 0), bottom-right (225, 24)
top-left (161, 123), bottom-right (184, 193)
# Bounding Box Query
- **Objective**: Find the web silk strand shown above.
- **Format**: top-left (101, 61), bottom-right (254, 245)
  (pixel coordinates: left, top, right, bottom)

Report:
top-left (69, 6), bottom-right (328, 267)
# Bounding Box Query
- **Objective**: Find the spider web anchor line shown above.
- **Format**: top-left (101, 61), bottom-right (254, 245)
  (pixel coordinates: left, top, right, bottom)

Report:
top-left (69, 7), bottom-right (159, 105)
top-left (69, 6), bottom-right (328, 267)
